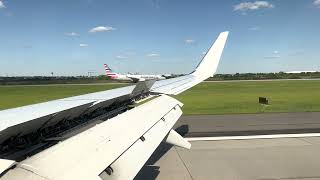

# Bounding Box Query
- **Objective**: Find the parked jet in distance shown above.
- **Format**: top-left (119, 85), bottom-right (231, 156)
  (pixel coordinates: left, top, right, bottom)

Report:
top-left (104, 64), bottom-right (132, 81)
top-left (104, 64), bottom-right (166, 82)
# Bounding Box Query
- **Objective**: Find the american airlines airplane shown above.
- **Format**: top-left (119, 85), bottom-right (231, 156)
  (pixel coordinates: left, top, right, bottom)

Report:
top-left (104, 64), bottom-right (166, 82)
top-left (0, 32), bottom-right (229, 180)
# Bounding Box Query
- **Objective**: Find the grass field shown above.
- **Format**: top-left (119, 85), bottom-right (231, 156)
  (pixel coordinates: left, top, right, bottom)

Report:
top-left (176, 80), bottom-right (320, 115)
top-left (1, 80), bottom-right (320, 115)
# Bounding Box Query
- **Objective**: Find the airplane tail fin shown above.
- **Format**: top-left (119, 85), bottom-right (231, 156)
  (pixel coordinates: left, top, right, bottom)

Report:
top-left (104, 64), bottom-right (118, 78)
top-left (104, 64), bottom-right (112, 74)
top-left (192, 31), bottom-right (229, 79)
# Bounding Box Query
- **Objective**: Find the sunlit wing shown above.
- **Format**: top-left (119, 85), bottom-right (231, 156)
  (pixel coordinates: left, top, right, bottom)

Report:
top-left (0, 31), bottom-right (229, 180)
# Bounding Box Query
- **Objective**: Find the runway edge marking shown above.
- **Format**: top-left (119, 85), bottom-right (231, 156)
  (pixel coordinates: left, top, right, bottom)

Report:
top-left (186, 133), bottom-right (320, 141)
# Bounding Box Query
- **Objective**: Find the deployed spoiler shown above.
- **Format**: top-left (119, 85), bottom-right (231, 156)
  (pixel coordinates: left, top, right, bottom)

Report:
top-left (0, 31), bottom-right (229, 179)
top-left (0, 31), bottom-right (229, 160)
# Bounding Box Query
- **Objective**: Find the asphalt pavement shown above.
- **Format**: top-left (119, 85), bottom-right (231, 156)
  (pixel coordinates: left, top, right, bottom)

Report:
top-left (174, 112), bottom-right (320, 137)
top-left (135, 112), bottom-right (320, 180)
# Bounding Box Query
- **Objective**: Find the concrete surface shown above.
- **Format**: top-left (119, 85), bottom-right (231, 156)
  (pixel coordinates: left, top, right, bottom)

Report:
top-left (136, 137), bottom-right (320, 180)
top-left (136, 113), bottom-right (320, 180)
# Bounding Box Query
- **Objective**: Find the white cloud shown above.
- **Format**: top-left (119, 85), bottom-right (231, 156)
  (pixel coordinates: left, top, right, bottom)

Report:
top-left (147, 53), bottom-right (160, 57)
top-left (66, 32), bottom-right (80, 36)
top-left (249, 26), bottom-right (261, 31)
top-left (0, 1), bottom-right (5, 8)
top-left (314, 0), bottom-right (320, 7)
top-left (185, 39), bottom-right (195, 44)
top-left (234, 1), bottom-right (274, 11)
top-left (115, 55), bottom-right (128, 59)
top-left (79, 44), bottom-right (88, 47)
top-left (264, 50), bottom-right (280, 59)
top-left (89, 26), bottom-right (116, 33)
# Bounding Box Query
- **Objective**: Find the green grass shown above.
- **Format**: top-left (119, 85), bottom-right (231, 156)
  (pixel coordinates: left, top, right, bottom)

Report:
top-left (176, 80), bottom-right (320, 115)
top-left (1, 81), bottom-right (320, 115)
top-left (0, 84), bottom-right (125, 110)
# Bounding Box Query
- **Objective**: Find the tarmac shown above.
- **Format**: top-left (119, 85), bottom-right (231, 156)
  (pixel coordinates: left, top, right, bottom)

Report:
top-left (174, 112), bottom-right (320, 137)
top-left (135, 112), bottom-right (320, 180)
top-left (136, 137), bottom-right (320, 180)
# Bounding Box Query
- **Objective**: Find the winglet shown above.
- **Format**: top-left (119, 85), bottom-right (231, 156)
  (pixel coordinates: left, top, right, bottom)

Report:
top-left (164, 129), bottom-right (191, 149)
top-left (150, 31), bottom-right (229, 95)
top-left (192, 31), bottom-right (229, 79)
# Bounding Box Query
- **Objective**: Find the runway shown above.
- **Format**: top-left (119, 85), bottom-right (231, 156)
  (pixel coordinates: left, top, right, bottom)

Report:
top-left (174, 112), bottom-right (320, 137)
top-left (136, 137), bottom-right (320, 180)
top-left (2, 78), bottom-right (320, 87)
top-left (136, 112), bottom-right (320, 180)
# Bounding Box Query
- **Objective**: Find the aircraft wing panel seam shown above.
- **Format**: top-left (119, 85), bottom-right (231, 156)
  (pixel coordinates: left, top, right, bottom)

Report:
top-left (101, 103), bottom-right (181, 169)
top-left (99, 102), bottom-right (183, 179)
top-left (2, 95), bottom-right (182, 180)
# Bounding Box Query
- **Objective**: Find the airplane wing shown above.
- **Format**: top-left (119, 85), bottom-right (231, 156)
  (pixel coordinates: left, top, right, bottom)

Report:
top-left (0, 31), bottom-right (229, 180)
top-left (126, 75), bottom-right (142, 82)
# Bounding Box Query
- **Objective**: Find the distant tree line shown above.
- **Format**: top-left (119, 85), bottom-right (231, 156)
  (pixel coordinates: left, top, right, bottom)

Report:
top-left (1, 72), bottom-right (320, 85)
top-left (207, 72), bottom-right (320, 81)
top-left (0, 75), bottom-right (118, 85)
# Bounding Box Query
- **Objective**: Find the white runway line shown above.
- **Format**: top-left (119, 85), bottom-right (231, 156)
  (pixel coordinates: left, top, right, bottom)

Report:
top-left (186, 133), bottom-right (320, 141)
top-left (204, 78), bottom-right (320, 83)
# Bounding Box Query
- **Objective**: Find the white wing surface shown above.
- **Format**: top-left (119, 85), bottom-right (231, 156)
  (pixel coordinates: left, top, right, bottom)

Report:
top-left (1, 95), bottom-right (183, 180)
top-left (0, 32), bottom-right (229, 179)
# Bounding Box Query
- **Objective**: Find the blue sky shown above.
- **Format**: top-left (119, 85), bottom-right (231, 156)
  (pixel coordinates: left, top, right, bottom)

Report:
top-left (0, 0), bottom-right (319, 76)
